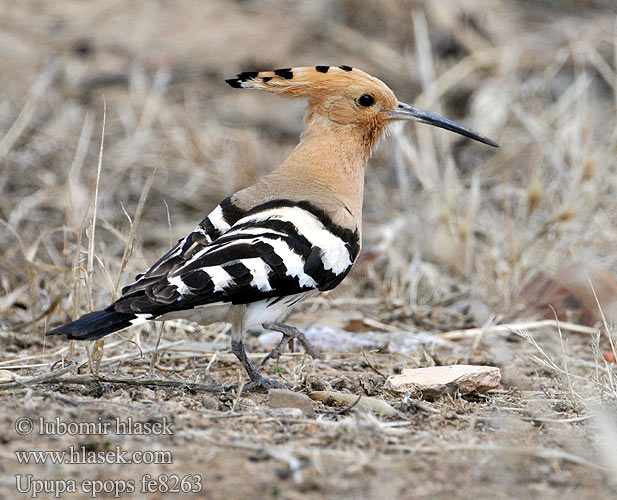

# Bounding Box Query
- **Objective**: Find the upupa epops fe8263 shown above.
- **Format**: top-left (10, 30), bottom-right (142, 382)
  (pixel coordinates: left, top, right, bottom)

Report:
top-left (48, 65), bottom-right (498, 390)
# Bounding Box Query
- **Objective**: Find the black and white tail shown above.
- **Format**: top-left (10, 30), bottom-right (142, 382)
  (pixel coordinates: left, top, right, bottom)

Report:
top-left (46, 310), bottom-right (147, 341)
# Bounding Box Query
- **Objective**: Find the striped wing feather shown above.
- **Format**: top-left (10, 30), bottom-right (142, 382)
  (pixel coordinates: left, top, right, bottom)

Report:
top-left (110, 199), bottom-right (359, 318)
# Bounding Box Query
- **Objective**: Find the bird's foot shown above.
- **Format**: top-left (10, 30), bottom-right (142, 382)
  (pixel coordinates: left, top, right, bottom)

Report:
top-left (260, 322), bottom-right (323, 368)
top-left (229, 338), bottom-right (288, 393)
top-left (242, 373), bottom-right (288, 392)
top-left (225, 373), bottom-right (288, 393)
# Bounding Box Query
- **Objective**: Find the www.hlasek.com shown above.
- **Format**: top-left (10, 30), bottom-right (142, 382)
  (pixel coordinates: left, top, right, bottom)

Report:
top-left (16, 474), bottom-right (202, 498)
top-left (15, 445), bottom-right (172, 465)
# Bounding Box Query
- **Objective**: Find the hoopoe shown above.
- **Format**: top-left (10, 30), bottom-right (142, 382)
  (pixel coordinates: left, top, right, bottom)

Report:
top-left (48, 65), bottom-right (497, 391)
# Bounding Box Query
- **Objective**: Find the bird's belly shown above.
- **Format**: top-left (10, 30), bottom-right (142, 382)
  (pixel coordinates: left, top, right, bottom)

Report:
top-left (154, 291), bottom-right (314, 329)
top-left (242, 291), bottom-right (314, 329)
top-left (157, 302), bottom-right (232, 324)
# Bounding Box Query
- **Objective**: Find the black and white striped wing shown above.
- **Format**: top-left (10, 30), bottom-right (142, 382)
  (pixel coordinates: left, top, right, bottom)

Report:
top-left (110, 199), bottom-right (360, 318)
top-left (120, 201), bottom-right (236, 295)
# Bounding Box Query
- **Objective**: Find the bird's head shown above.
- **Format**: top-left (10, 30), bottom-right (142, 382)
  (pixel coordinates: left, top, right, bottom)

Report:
top-left (226, 65), bottom-right (498, 148)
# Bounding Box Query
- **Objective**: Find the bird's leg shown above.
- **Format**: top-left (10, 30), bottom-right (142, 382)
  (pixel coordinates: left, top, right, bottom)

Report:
top-left (230, 338), bottom-right (287, 392)
top-left (260, 322), bottom-right (323, 368)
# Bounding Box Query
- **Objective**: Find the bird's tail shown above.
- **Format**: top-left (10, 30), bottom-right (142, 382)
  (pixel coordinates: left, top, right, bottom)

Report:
top-left (46, 310), bottom-right (147, 341)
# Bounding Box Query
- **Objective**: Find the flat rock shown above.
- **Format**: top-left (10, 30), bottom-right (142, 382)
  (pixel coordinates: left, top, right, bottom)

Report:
top-left (385, 365), bottom-right (501, 400)
top-left (268, 389), bottom-right (315, 417)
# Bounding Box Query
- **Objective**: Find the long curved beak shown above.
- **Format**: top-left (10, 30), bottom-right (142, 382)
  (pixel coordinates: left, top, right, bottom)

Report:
top-left (387, 101), bottom-right (499, 147)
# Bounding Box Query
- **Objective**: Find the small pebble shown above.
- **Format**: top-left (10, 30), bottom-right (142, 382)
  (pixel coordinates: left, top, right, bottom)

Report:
top-left (268, 389), bottom-right (315, 417)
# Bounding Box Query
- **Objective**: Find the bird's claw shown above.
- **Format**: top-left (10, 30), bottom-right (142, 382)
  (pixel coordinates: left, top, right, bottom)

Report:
top-left (261, 322), bottom-right (323, 368)
top-left (225, 373), bottom-right (288, 394)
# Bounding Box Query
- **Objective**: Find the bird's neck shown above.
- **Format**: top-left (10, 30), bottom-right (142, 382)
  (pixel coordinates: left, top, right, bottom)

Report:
top-left (269, 118), bottom-right (381, 227)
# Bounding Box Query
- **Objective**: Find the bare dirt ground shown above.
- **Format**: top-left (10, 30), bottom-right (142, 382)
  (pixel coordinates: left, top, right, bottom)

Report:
top-left (2, 1), bottom-right (617, 498)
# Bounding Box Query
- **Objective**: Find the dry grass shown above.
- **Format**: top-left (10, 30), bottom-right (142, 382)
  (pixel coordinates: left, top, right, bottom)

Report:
top-left (1, 0), bottom-right (617, 498)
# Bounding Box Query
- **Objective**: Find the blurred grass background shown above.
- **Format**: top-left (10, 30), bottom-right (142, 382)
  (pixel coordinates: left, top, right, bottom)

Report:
top-left (1, 0), bottom-right (617, 336)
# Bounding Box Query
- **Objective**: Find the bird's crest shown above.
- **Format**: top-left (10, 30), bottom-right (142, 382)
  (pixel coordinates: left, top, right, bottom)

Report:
top-left (226, 65), bottom-right (392, 101)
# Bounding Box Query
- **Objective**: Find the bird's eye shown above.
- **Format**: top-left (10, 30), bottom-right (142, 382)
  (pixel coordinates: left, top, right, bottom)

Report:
top-left (357, 94), bottom-right (375, 107)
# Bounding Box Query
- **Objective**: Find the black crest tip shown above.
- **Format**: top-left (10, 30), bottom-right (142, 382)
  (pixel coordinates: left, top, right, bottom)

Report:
top-left (339, 65), bottom-right (352, 71)
top-left (274, 68), bottom-right (293, 79)
top-left (237, 71), bottom-right (259, 81)
top-left (315, 65), bottom-right (330, 73)
top-left (225, 78), bottom-right (242, 88)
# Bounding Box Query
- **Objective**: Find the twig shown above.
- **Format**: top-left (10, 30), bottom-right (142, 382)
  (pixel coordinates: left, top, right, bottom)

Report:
top-left (441, 320), bottom-right (597, 340)
top-left (462, 414), bottom-right (593, 425)
top-left (550, 306), bottom-right (580, 412)
top-left (149, 322), bottom-right (165, 376)
top-left (315, 395), bottom-right (363, 415)
top-left (0, 362), bottom-right (75, 390)
top-left (361, 350), bottom-right (388, 378)
top-left (87, 98), bottom-right (106, 303)
top-left (0, 345), bottom-right (70, 366)
top-left (0, 373), bottom-right (222, 393)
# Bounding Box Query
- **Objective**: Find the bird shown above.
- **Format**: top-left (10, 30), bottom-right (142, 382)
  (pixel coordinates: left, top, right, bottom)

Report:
top-left (48, 65), bottom-right (498, 391)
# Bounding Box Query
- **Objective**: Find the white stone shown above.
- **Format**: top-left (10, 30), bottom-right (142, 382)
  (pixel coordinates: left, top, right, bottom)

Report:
top-left (385, 365), bottom-right (501, 400)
